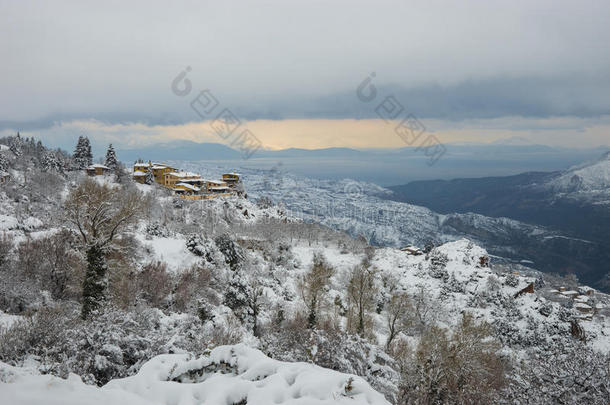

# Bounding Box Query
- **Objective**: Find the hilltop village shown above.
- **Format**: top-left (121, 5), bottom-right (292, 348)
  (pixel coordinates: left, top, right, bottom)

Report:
top-left (130, 161), bottom-right (242, 200)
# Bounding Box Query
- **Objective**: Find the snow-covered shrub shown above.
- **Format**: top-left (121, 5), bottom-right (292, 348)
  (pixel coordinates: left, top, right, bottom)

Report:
top-left (504, 273), bottom-right (519, 287)
top-left (15, 230), bottom-right (85, 300)
top-left (486, 274), bottom-right (501, 292)
top-left (538, 300), bottom-right (553, 317)
top-left (256, 196), bottom-right (274, 209)
top-left (503, 343), bottom-right (610, 404)
top-left (20, 216), bottom-right (43, 231)
top-left (145, 222), bottom-right (170, 238)
top-left (214, 234), bottom-right (244, 270)
top-left (260, 318), bottom-right (399, 403)
top-left (428, 249), bottom-right (449, 280)
top-left (443, 272), bottom-right (465, 293)
top-left (137, 261), bottom-right (172, 308)
top-left (0, 305), bottom-right (225, 386)
top-left (0, 232), bottom-right (12, 268)
top-left (398, 314), bottom-right (505, 404)
top-left (173, 264), bottom-right (215, 313)
top-left (185, 234), bottom-right (219, 265)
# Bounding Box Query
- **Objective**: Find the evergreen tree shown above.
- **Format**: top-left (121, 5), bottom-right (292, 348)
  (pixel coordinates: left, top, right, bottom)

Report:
top-left (41, 152), bottom-right (63, 173)
top-left (104, 144), bottom-right (118, 170)
top-left (81, 244), bottom-right (107, 317)
top-left (145, 167), bottom-right (154, 185)
top-left (73, 136), bottom-right (93, 169)
top-left (9, 132), bottom-right (22, 157)
top-left (0, 153), bottom-right (9, 172)
top-left (114, 161), bottom-right (126, 184)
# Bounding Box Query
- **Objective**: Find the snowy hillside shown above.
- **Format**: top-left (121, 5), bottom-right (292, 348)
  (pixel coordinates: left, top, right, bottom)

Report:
top-left (545, 151), bottom-right (610, 198)
top-left (0, 344), bottom-right (390, 405)
top-left (174, 161), bottom-right (597, 270)
top-left (1, 137), bottom-right (609, 404)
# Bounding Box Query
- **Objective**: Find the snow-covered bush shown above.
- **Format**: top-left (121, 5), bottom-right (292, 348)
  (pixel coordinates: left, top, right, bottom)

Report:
top-left (503, 343), bottom-right (610, 404)
top-left (505, 273), bottom-right (519, 287)
top-left (428, 249), bottom-right (449, 280)
top-left (214, 234), bottom-right (244, 270)
top-left (260, 318), bottom-right (399, 403)
top-left (145, 222), bottom-right (170, 238)
top-left (398, 314), bottom-right (505, 404)
top-left (185, 234), bottom-right (219, 265)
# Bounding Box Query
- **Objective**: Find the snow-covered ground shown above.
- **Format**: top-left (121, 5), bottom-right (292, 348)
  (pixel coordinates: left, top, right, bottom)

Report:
top-left (0, 345), bottom-right (390, 405)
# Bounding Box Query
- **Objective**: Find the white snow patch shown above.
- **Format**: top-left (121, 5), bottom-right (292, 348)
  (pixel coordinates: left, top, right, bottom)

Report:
top-left (0, 345), bottom-right (390, 405)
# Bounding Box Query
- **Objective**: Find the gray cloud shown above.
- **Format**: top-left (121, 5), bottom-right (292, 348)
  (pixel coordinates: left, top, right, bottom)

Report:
top-left (1, 0), bottom-right (610, 128)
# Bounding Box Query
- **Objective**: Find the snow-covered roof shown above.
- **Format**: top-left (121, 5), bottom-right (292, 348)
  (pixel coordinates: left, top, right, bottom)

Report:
top-left (574, 302), bottom-right (592, 309)
top-left (134, 163), bottom-right (149, 167)
top-left (0, 144), bottom-right (9, 151)
top-left (204, 179), bottom-right (227, 185)
top-left (175, 183), bottom-right (200, 191)
top-left (167, 171), bottom-right (201, 178)
top-left (562, 290), bottom-right (579, 295)
top-left (209, 186), bottom-right (230, 191)
top-left (87, 164), bottom-right (110, 169)
top-left (133, 171), bottom-right (147, 176)
top-left (223, 172), bottom-right (240, 177)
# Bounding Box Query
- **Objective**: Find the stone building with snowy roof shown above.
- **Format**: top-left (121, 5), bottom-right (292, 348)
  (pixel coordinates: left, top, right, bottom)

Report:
top-left (85, 164), bottom-right (110, 176)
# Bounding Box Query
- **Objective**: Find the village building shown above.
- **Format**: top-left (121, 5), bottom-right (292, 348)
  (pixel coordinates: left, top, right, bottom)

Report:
top-left (151, 163), bottom-right (177, 184)
top-left (173, 182), bottom-right (201, 195)
top-left (132, 170), bottom-right (147, 184)
top-left (164, 171), bottom-right (204, 189)
top-left (222, 173), bottom-right (241, 188)
top-left (85, 164), bottom-right (110, 176)
top-left (131, 160), bottom-right (240, 200)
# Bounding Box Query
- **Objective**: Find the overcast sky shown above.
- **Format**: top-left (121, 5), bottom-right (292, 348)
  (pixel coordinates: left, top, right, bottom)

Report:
top-left (1, 0), bottom-right (610, 149)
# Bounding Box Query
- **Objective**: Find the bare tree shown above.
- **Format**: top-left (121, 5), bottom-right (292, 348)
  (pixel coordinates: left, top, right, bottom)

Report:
top-left (299, 253), bottom-right (334, 328)
top-left (347, 263), bottom-right (378, 336)
top-left (385, 291), bottom-right (412, 350)
top-left (63, 178), bottom-right (145, 317)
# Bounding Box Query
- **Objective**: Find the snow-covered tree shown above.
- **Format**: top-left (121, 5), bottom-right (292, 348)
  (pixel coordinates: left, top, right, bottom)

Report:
top-left (145, 166), bottom-right (154, 185)
top-left (299, 253), bottom-right (334, 328)
top-left (9, 132), bottom-right (23, 156)
top-left (104, 144), bottom-right (118, 170)
top-left (41, 152), bottom-right (63, 173)
top-left (63, 178), bottom-right (146, 318)
top-left (73, 136), bottom-right (93, 169)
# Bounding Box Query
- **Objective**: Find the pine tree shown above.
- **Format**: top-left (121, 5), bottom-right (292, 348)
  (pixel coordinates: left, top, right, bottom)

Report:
top-left (104, 144), bottom-right (118, 170)
top-left (73, 136), bottom-right (93, 169)
top-left (81, 244), bottom-right (108, 317)
top-left (9, 132), bottom-right (22, 157)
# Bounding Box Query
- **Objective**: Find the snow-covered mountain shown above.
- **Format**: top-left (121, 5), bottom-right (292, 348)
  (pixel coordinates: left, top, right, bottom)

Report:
top-left (545, 151), bottom-right (610, 198)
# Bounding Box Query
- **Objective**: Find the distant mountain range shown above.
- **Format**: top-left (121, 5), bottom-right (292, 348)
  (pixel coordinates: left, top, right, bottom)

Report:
top-left (387, 151), bottom-right (610, 289)
top-left (117, 141), bottom-right (608, 186)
